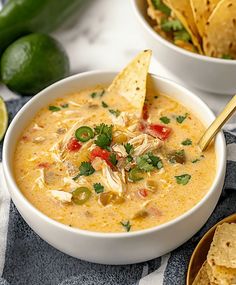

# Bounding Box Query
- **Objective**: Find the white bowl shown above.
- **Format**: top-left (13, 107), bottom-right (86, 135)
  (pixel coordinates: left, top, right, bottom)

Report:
top-left (3, 71), bottom-right (226, 265)
top-left (131, 0), bottom-right (236, 95)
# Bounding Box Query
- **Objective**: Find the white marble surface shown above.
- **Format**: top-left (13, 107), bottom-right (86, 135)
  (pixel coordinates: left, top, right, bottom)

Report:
top-left (1, 0), bottom-right (235, 122)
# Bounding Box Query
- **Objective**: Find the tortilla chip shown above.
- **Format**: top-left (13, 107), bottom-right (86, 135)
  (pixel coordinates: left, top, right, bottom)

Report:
top-left (107, 50), bottom-right (152, 117)
top-left (192, 262), bottom-right (211, 285)
top-left (203, 0), bottom-right (236, 58)
top-left (208, 223), bottom-right (236, 268)
top-left (190, 0), bottom-right (221, 37)
top-left (163, 0), bottom-right (203, 53)
top-left (208, 264), bottom-right (236, 285)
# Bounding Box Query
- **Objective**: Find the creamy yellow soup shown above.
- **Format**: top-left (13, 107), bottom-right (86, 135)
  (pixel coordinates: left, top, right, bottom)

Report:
top-left (14, 86), bottom-right (216, 233)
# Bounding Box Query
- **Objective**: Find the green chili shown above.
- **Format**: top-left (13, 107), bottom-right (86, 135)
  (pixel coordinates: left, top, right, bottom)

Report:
top-left (72, 187), bottom-right (92, 205)
top-left (128, 167), bottom-right (144, 182)
top-left (75, 126), bottom-right (94, 142)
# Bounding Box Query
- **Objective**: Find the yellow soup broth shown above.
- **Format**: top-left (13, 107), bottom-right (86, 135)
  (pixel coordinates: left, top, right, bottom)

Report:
top-left (14, 86), bottom-right (216, 233)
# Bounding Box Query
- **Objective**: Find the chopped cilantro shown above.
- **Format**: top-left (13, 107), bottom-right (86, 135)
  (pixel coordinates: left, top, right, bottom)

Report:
top-left (49, 105), bottom-right (61, 112)
top-left (137, 154), bottom-right (154, 172)
top-left (176, 113), bottom-right (188, 123)
top-left (175, 174), bottom-right (191, 185)
top-left (120, 220), bottom-right (131, 232)
top-left (61, 103), bottom-right (69, 108)
top-left (126, 155), bottom-right (133, 162)
top-left (102, 101), bottom-right (108, 108)
top-left (222, 54), bottom-right (234, 60)
top-left (124, 143), bottom-right (134, 154)
top-left (94, 124), bottom-right (113, 149)
top-left (192, 158), bottom-right (200, 163)
top-left (161, 19), bottom-right (183, 32)
top-left (109, 109), bottom-right (121, 117)
top-left (174, 30), bottom-right (191, 42)
top-left (109, 153), bottom-right (117, 166)
top-left (181, 139), bottom-right (192, 146)
top-left (137, 152), bottom-right (163, 172)
top-left (100, 90), bottom-right (105, 97)
top-left (160, 116), bottom-right (170, 124)
top-left (90, 92), bottom-right (97, 98)
top-left (148, 152), bottom-right (163, 169)
top-left (93, 183), bottom-right (104, 194)
top-left (73, 162), bottom-right (95, 180)
top-left (151, 0), bottom-right (171, 16)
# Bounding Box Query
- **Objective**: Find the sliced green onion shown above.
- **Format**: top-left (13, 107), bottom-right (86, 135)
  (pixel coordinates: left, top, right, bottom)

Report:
top-left (75, 126), bottom-right (94, 142)
top-left (72, 187), bottom-right (92, 205)
top-left (128, 167), bottom-right (144, 182)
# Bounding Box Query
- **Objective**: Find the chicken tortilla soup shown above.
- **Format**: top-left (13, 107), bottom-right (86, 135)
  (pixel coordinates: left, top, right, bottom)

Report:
top-left (14, 51), bottom-right (216, 233)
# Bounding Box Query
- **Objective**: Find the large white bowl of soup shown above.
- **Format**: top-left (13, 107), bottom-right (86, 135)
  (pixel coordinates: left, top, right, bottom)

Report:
top-left (131, 0), bottom-right (236, 95)
top-left (3, 71), bottom-right (226, 264)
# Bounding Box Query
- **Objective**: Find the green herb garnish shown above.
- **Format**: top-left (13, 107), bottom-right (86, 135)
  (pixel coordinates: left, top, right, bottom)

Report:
top-left (168, 149), bottom-right (186, 164)
top-left (160, 116), bottom-right (170, 124)
top-left (102, 101), bottom-right (108, 108)
top-left (109, 153), bottom-right (117, 166)
top-left (192, 158), bottom-right (200, 163)
top-left (175, 174), bottom-right (191, 185)
top-left (120, 220), bottom-right (131, 232)
top-left (100, 90), bottom-right (105, 97)
top-left (49, 105), bottom-right (61, 112)
top-left (93, 183), bottom-right (104, 194)
top-left (94, 124), bottom-right (113, 149)
top-left (161, 19), bottom-right (184, 32)
top-left (124, 143), bottom-right (134, 154)
top-left (90, 92), bottom-right (97, 98)
top-left (176, 113), bottom-right (188, 123)
top-left (174, 30), bottom-right (191, 42)
top-left (152, 0), bottom-right (171, 16)
top-left (73, 162), bottom-right (95, 180)
top-left (181, 138), bottom-right (192, 146)
top-left (137, 152), bottom-right (163, 172)
top-left (109, 109), bottom-right (121, 117)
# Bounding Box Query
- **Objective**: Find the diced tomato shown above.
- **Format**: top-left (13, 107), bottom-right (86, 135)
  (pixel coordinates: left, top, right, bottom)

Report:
top-left (138, 189), bottom-right (148, 198)
top-left (142, 103), bottom-right (149, 120)
top-left (38, 162), bottom-right (50, 169)
top-left (90, 146), bottom-right (113, 167)
top-left (67, 137), bottom-right (82, 152)
top-left (138, 120), bottom-right (147, 131)
top-left (146, 124), bottom-right (171, 140)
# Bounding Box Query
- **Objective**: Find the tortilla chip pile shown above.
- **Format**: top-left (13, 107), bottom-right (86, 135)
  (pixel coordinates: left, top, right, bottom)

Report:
top-left (147, 0), bottom-right (236, 59)
top-left (193, 223), bottom-right (236, 285)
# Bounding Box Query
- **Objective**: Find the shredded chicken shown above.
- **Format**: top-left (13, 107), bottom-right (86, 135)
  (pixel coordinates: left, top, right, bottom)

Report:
top-left (128, 134), bottom-right (162, 156)
top-left (35, 168), bottom-right (46, 189)
top-left (112, 144), bottom-right (127, 157)
top-left (33, 136), bottom-right (46, 143)
top-left (102, 164), bottom-right (125, 194)
top-left (32, 123), bottom-right (43, 131)
top-left (49, 190), bottom-right (72, 203)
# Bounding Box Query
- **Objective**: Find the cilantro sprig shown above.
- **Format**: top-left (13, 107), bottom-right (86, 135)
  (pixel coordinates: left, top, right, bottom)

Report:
top-left (73, 162), bottom-right (95, 180)
top-left (93, 183), bottom-right (104, 194)
top-left (175, 174), bottom-right (191, 185)
top-left (120, 220), bottom-right (132, 232)
top-left (152, 0), bottom-right (171, 16)
top-left (136, 152), bottom-right (163, 172)
top-left (94, 124), bottom-right (113, 149)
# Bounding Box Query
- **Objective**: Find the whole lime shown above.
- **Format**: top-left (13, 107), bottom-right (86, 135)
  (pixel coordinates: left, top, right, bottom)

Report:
top-left (0, 33), bottom-right (70, 95)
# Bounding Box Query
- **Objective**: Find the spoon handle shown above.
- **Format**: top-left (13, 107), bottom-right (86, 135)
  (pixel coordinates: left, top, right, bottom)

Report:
top-left (198, 95), bottom-right (236, 151)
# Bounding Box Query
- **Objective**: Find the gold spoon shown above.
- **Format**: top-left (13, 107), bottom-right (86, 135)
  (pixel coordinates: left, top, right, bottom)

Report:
top-left (186, 213), bottom-right (236, 285)
top-left (198, 95), bottom-right (236, 151)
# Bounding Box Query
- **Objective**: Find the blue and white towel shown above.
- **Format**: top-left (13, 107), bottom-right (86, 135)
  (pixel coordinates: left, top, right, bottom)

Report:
top-left (0, 97), bottom-right (236, 285)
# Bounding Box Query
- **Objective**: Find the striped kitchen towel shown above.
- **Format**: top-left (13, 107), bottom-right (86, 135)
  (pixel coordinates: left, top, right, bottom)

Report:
top-left (0, 97), bottom-right (236, 285)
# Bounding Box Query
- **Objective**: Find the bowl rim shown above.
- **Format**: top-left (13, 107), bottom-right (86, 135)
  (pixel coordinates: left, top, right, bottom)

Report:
top-left (130, 0), bottom-right (236, 64)
top-left (2, 70), bottom-right (226, 239)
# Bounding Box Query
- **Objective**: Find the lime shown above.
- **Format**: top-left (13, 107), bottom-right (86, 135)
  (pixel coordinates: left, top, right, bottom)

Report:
top-left (0, 97), bottom-right (8, 141)
top-left (0, 33), bottom-right (70, 95)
